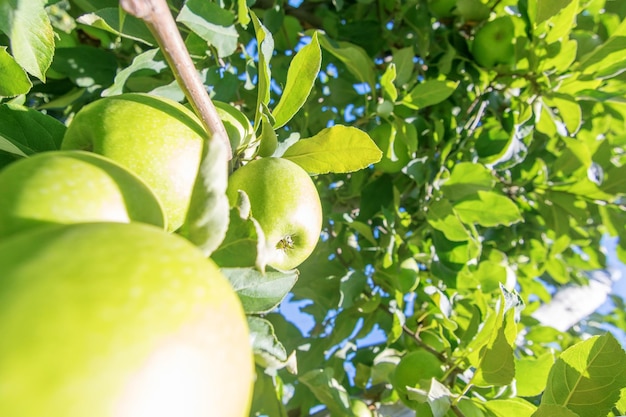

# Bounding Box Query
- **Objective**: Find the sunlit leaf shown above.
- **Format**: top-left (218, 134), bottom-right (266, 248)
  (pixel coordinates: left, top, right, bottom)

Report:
top-left (177, 0), bottom-right (238, 57)
top-left (539, 333), bottom-right (626, 417)
top-left (272, 32), bottom-right (321, 128)
top-left (282, 125), bottom-right (382, 174)
top-left (401, 80), bottom-right (458, 110)
top-left (0, 47), bottom-right (31, 97)
top-left (222, 268), bottom-right (298, 314)
top-left (0, 0), bottom-right (54, 80)
top-left (453, 191), bottom-right (523, 227)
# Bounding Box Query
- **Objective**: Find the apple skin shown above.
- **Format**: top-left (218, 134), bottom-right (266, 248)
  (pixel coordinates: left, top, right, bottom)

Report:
top-left (392, 350), bottom-right (444, 408)
top-left (471, 16), bottom-right (516, 68)
top-left (61, 93), bottom-right (206, 232)
top-left (0, 222), bottom-right (254, 417)
top-left (0, 150), bottom-right (165, 238)
top-left (226, 157), bottom-right (322, 271)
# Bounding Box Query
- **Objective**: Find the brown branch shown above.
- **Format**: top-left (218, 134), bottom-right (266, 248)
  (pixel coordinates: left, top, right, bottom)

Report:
top-left (120, 0), bottom-right (232, 159)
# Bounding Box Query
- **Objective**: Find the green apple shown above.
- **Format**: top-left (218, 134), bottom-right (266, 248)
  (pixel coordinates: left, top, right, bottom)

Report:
top-left (0, 222), bottom-right (253, 417)
top-left (471, 16), bottom-right (516, 68)
top-left (61, 93), bottom-right (206, 232)
top-left (226, 157), bottom-right (322, 271)
top-left (0, 150), bottom-right (165, 238)
top-left (371, 123), bottom-right (412, 174)
top-left (392, 350), bottom-right (444, 408)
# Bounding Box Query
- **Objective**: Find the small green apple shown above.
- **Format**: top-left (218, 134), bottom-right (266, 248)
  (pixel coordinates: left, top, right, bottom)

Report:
top-left (0, 222), bottom-right (254, 417)
top-left (226, 157), bottom-right (322, 271)
top-left (371, 123), bottom-right (412, 174)
top-left (392, 350), bottom-right (445, 408)
top-left (61, 93), bottom-right (206, 232)
top-left (471, 16), bottom-right (516, 68)
top-left (0, 150), bottom-right (165, 238)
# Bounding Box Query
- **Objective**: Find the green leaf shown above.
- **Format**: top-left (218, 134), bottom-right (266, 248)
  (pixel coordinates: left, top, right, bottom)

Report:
top-left (222, 268), bottom-right (298, 314)
top-left (50, 46), bottom-right (118, 88)
top-left (177, 0), bottom-right (238, 57)
top-left (427, 199), bottom-right (471, 242)
top-left (577, 19), bottom-right (626, 78)
top-left (272, 32), bottom-right (321, 128)
top-left (247, 316), bottom-right (289, 370)
top-left (406, 379), bottom-right (452, 417)
top-left (299, 368), bottom-right (355, 417)
top-left (179, 135), bottom-right (230, 257)
top-left (250, 12), bottom-right (274, 129)
top-left (532, 405), bottom-right (580, 417)
top-left (401, 80), bottom-right (458, 110)
top-left (249, 370), bottom-right (288, 417)
top-left (441, 162), bottom-right (495, 201)
top-left (539, 333), bottom-right (626, 417)
top-left (381, 63), bottom-right (398, 102)
top-left (515, 351), bottom-right (556, 397)
top-left (485, 398), bottom-right (537, 417)
top-left (453, 191), bottom-right (523, 227)
top-left (102, 49), bottom-right (168, 97)
top-left (0, 47), bottom-right (31, 97)
top-left (77, 8), bottom-right (155, 45)
top-left (318, 34), bottom-right (376, 93)
top-left (0, 0), bottom-right (54, 81)
top-left (282, 125), bottom-right (382, 174)
top-left (211, 204), bottom-right (262, 269)
top-left (0, 103), bottom-right (66, 157)
top-left (528, 0), bottom-right (575, 25)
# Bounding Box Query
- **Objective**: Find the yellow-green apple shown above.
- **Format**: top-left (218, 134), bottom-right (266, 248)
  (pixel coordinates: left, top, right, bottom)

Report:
top-left (61, 93), bottom-right (206, 232)
top-left (471, 16), bottom-right (516, 68)
top-left (0, 150), bottom-right (164, 238)
top-left (0, 222), bottom-right (254, 417)
top-left (226, 157), bottom-right (322, 271)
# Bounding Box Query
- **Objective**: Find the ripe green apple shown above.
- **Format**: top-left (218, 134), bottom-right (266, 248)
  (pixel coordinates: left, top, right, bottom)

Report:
top-left (0, 150), bottom-right (165, 238)
top-left (392, 350), bottom-right (445, 408)
top-left (471, 16), bottom-right (516, 68)
top-left (371, 123), bottom-right (412, 174)
top-left (0, 222), bottom-right (254, 417)
top-left (61, 93), bottom-right (206, 232)
top-left (226, 157), bottom-right (322, 271)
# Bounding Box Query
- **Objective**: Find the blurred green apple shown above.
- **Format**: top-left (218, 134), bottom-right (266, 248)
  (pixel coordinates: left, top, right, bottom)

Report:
top-left (0, 222), bottom-right (254, 417)
top-left (61, 93), bottom-right (206, 232)
top-left (226, 157), bottom-right (322, 271)
top-left (0, 150), bottom-right (164, 238)
top-left (392, 350), bottom-right (445, 408)
top-left (471, 16), bottom-right (516, 68)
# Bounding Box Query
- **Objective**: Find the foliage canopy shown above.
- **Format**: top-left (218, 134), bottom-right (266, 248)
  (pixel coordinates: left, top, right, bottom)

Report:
top-left (2, 0), bottom-right (626, 416)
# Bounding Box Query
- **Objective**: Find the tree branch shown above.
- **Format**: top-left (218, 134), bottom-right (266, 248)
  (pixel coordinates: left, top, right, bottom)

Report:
top-left (119, 0), bottom-right (232, 159)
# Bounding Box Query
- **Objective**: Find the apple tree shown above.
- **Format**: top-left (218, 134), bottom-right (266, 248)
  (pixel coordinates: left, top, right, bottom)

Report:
top-left (1, 0), bottom-right (626, 416)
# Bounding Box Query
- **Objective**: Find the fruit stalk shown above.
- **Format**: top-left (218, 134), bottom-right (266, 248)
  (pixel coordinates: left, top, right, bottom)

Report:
top-left (120, 0), bottom-right (232, 159)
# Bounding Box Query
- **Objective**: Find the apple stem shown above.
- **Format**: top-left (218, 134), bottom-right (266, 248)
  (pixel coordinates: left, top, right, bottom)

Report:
top-left (119, 0), bottom-right (232, 160)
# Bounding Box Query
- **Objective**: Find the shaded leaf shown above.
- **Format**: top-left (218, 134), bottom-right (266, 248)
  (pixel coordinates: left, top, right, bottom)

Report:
top-left (0, 103), bottom-right (65, 157)
top-left (248, 316), bottom-right (289, 370)
top-left (299, 368), bottom-right (355, 417)
top-left (102, 49), bottom-right (168, 97)
top-left (406, 379), bottom-right (452, 417)
top-left (318, 34), bottom-right (376, 93)
top-left (272, 32), bottom-right (321, 128)
top-left (77, 8), bottom-right (155, 45)
top-left (179, 135), bottom-right (230, 257)
top-left (50, 46), bottom-right (118, 88)
top-left (282, 125), bottom-right (382, 174)
top-left (222, 267), bottom-right (298, 314)
top-left (427, 199), bottom-right (471, 242)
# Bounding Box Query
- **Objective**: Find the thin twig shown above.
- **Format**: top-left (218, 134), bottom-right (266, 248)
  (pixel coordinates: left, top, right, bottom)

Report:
top-left (120, 0), bottom-right (232, 159)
